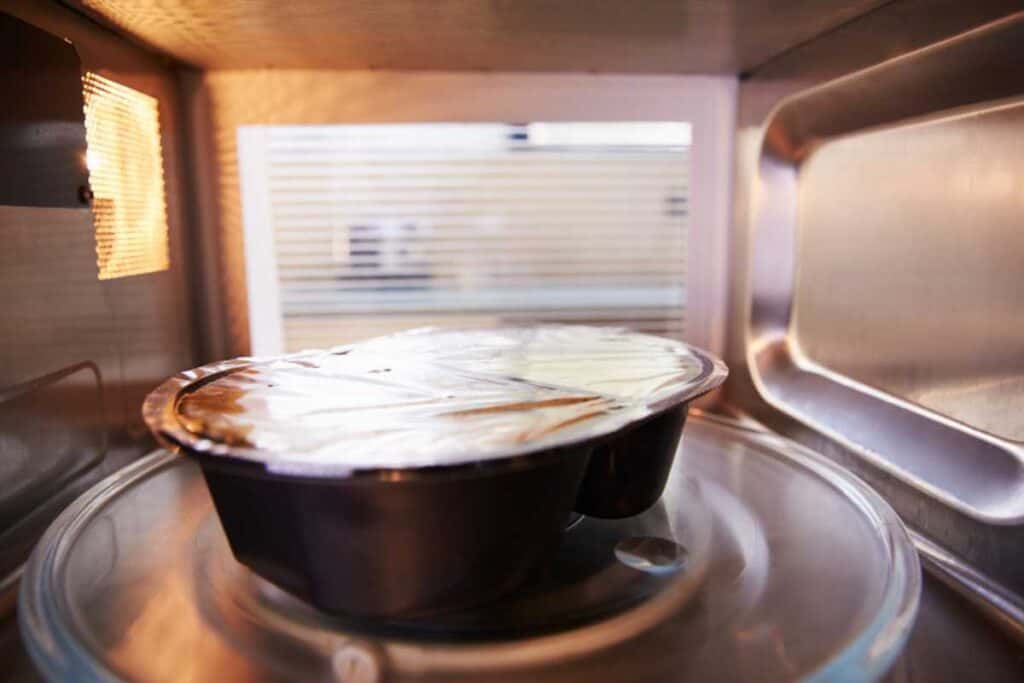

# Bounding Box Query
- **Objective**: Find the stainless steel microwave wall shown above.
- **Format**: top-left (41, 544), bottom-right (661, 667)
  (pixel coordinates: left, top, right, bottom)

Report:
top-left (0, 2), bottom-right (195, 608)
top-left (1, 0), bottom-right (1023, 679)
top-left (727, 11), bottom-right (1024, 632)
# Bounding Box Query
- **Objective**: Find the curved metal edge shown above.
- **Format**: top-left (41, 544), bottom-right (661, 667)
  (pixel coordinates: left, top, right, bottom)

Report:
top-left (0, 361), bottom-right (109, 524)
top-left (724, 6), bottom-right (1024, 664)
top-left (751, 342), bottom-right (1024, 525)
top-left (911, 531), bottom-right (1024, 644)
top-left (746, 14), bottom-right (1024, 526)
top-left (141, 330), bottom-right (728, 479)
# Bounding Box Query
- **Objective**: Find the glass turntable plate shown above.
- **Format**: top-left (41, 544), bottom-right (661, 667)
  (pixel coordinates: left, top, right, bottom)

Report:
top-left (19, 414), bottom-right (919, 682)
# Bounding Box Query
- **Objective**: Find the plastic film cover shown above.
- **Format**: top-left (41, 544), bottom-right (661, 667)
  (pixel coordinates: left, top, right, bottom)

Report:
top-left (143, 326), bottom-right (727, 475)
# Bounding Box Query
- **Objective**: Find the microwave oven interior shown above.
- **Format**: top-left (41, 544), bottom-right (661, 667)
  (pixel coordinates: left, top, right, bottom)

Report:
top-left (1, 0), bottom-right (1023, 680)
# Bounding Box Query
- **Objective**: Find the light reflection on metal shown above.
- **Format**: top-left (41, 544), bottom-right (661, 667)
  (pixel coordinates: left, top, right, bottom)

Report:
top-left (82, 72), bottom-right (169, 280)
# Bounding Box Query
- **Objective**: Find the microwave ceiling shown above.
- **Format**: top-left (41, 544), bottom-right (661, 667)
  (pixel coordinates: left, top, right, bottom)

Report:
top-left (65, 0), bottom-right (889, 73)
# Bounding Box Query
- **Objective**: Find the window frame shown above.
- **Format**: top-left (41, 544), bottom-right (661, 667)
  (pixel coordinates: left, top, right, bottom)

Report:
top-left (237, 74), bottom-right (736, 355)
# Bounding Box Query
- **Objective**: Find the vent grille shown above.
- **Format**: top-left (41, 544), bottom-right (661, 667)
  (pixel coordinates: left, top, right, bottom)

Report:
top-left (83, 72), bottom-right (169, 280)
top-left (244, 123), bottom-right (689, 350)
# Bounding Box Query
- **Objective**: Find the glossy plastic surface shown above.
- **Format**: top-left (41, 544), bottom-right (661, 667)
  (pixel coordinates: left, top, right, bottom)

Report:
top-left (200, 439), bottom-right (597, 616)
top-left (20, 414), bottom-right (920, 682)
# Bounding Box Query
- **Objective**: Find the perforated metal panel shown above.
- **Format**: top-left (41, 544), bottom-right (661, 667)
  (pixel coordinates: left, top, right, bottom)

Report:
top-left (240, 123), bottom-right (691, 351)
top-left (83, 72), bottom-right (169, 280)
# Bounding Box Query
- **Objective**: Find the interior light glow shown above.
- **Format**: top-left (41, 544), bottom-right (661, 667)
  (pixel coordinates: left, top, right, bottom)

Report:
top-left (83, 72), bottom-right (170, 280)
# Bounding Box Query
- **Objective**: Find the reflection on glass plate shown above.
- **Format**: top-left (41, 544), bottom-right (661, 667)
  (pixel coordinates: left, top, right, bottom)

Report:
top-left (19, 414), bottom-right (919, 682)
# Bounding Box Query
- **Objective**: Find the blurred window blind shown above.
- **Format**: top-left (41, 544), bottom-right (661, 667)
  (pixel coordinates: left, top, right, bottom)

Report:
top-left (83, 72), bottom-right (169, 280)
top-left (244, 123), bottom-right (690, 351)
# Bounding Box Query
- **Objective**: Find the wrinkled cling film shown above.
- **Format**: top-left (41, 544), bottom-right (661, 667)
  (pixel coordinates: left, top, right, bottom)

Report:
top-left (144, 326), bottom-right (727, 475)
